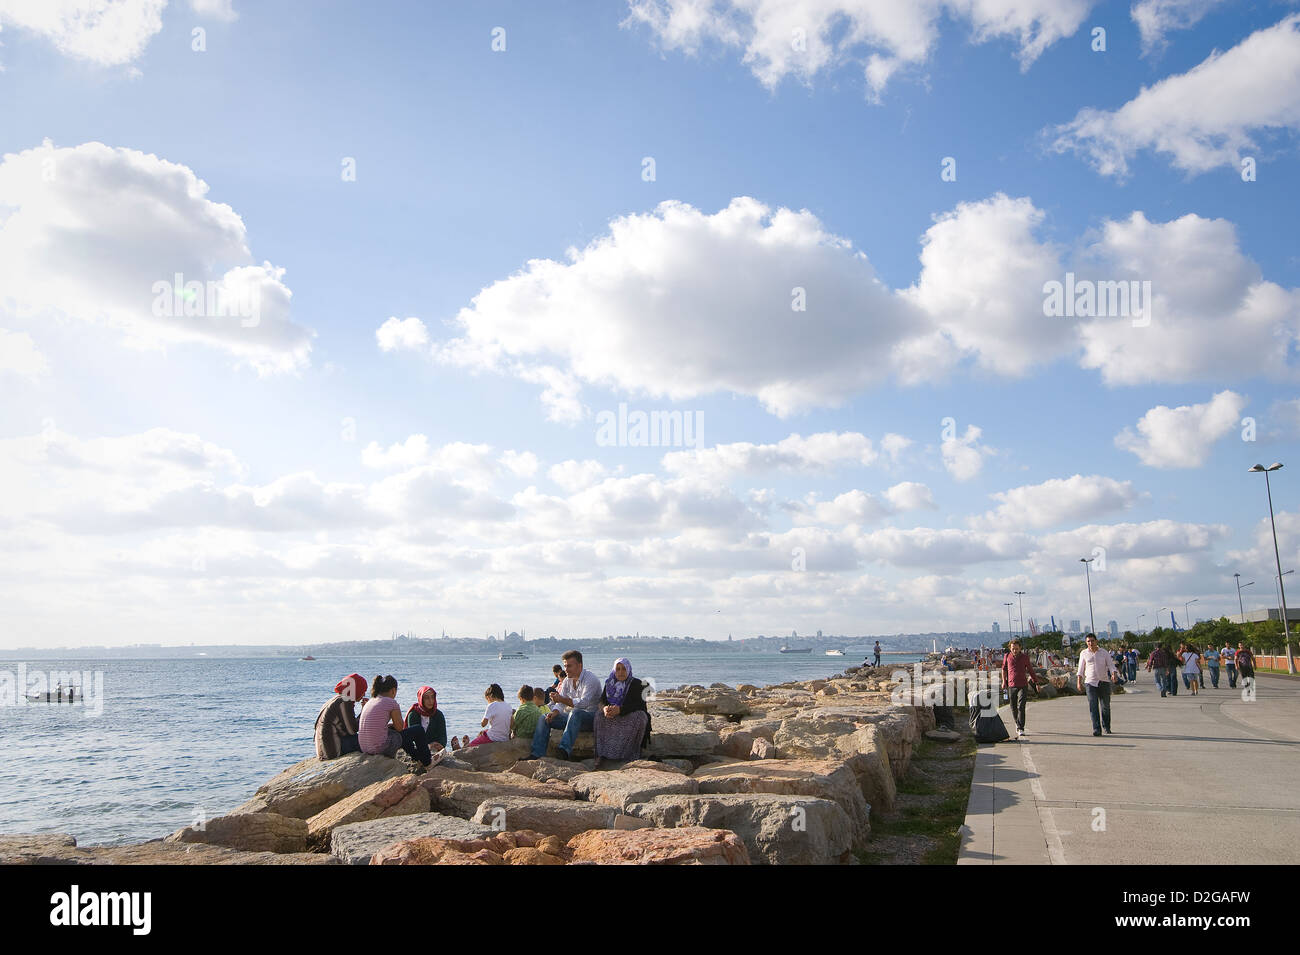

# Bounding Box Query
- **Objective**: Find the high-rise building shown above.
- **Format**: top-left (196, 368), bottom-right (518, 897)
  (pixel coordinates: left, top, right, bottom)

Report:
top-left (1069, 619), bottom-right (1081, 633)
top-left (992, 621), bottom-right (1001, 633)
top-left (1107, 620), bottom-right (1119, 638)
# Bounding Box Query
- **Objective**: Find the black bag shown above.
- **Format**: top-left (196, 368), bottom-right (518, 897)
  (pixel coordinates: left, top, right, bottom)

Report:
top-left (968, 689), bottom-right (1010, 743)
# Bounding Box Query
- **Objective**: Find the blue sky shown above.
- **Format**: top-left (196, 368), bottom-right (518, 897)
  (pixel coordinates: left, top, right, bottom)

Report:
top-left (1, 0), bottom-right (1298, 646)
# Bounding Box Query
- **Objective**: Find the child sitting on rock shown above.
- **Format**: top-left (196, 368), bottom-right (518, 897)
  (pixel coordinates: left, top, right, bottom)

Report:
top-left (511, 684), bottom-right (545, 739)
top-left (467, 683), bottom-right (512, 746)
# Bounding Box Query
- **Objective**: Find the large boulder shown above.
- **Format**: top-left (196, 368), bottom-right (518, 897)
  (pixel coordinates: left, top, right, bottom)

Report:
top-left (470, 795), bottom-right (621, 840)
top-left (372, 830), bottom-right (565, 865)
top-left (624, 793), bottom-right (853, 865)
top-left (645, 706), bottom-right (723, 758)
top-left (0, 834), bottom-right (78, 864)
top-left (330, 813), bottom-right (494, 865)
top-left (570, 768), bottom-right (700, 810)
top-left (420, 766), bottom-right (575, 818)
top-left (165, 812), bottom-right (308, 854)
top-left (306, 774), bottom-right (429, 845)
top-left (231, 754), bottom-right (408, 819)
top-left (0, 835), bottom-right (336, 865)
top-left (508, 758), bottom-right (590, 784)
top-left (774, 706), bottom-right (920, 780)
top-left (690, 759), bottom-right (870, 847)
top-left (567, 827), bottom-right (750, 865)
top-left (450, 738), bottom-right (534, 772)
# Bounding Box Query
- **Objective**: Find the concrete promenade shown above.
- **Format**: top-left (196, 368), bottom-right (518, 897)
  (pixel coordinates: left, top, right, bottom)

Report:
top-left (957, 672), bottom-right (1300, 864)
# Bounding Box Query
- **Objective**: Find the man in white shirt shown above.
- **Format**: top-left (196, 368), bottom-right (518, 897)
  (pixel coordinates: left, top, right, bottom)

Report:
top-left (1076, 633), bottom-right (1119, 737)
top-left (528, 649), bottom-right (604, 761)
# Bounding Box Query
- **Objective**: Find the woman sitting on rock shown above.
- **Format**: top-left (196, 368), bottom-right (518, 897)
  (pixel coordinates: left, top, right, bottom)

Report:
top-left (405, 685), bottom-right (452, 754)
top-left (593, 657), bottom-right (651, 767)
top-left (359, 674), bottom-right (433, 767)
top-left (315, 673), bottom-right (366, 760)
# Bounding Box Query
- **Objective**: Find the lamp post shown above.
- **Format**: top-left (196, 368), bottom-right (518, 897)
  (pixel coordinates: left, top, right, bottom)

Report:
top-left (1136, 612), bottom-right (1145, 635)
top-left (1158, 607), bottom-right (1168, 634)
top-left (1014, 591), bottom-right (1026, 639)
top-left (1234, 574), bottom-right (1254, 625)
top-left (1274, 569), bottom-right (1293, 638)
top-left (1184, 598), bottom-right (1198, 630)
top-left (1003, 602), bottom-right (1013, 641)
top-left (1249, 463), bottom-right (1295, 674)
top-left (1080, 558), bottom-right (1096, 636)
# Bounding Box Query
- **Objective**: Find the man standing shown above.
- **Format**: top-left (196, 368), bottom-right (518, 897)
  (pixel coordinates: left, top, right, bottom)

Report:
top-left (873, 641), bottom-right (882, 667)
top-left (1146, 644), bottom-right (1168, 696)
top-left (1001, 638), bottom-right (1037, 739)
top-left (1222, 643), bottom-right (1237, 688)
top-left (1128, 646), bottom-right (1139, 682)
top-left (529, 649), bottom-right (603, 761)
top-left (1076, 633), bottom-right (1119, 736)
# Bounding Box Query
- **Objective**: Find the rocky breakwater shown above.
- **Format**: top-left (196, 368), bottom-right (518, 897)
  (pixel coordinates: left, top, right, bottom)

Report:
top-left (0, 671), bottom-right (933, 866)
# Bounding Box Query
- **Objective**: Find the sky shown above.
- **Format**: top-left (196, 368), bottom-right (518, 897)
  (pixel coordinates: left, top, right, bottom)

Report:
top-left (1, 0), bottom-right (1298, 647)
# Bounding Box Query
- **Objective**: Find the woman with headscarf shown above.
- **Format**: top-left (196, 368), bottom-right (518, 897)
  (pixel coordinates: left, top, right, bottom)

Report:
top-left (592, 657), bottom-right (651, 767)
top-left (405, 685), bottom-right (450, 753)
top-left (315, 673), bottom-right (366, 760)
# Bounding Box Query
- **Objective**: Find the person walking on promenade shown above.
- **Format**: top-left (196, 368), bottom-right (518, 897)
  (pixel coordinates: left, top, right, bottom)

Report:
top-left (1181, 645), bottom-right (1202, 694)
top-left (1001, 638), bottom-right (1038, 739)
top-left (1076, 633), bottom-right (1119, 736)
top-left (1128, 646), bottom-right (1139, 682)
top-left (1145, 644), bottom-right (1168, 697)
top-left (1235, 643), bottom-right (1256, 687)
top-left (1222, 643), bottom-right (1237, 688)
top-left (1203, 645), bottom-right (1220, 689)
top-left (1163, 644), bottom-right (1179, 696)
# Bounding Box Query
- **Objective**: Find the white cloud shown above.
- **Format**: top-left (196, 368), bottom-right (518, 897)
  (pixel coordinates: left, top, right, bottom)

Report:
top-left (500, 450), bottom-right (539, 478)
top-left (0, 328), bottom-right (49, 379)
top-left (623, 0), bottom-right (1094, 98)
top-left (663, 431), bottom-right (880, 480)
top-left (1130, 0), bottom-right (1227, 54)
top-left (856, 526), bottom-right (1034, 567)
top-left (432, 197), bottom-right (924, 418)
top-left (0, 141), bottom-right (312, 374)
top-left (883, 480), bottom-right (936, 511)
top-left (880, 433), bottom-right (911, 463)
top-left (1074, 213), bottom-right (1300, 385)
top-left (1037, 519), bottom-right (1230, 562)
top-left (1114, 390), bottom-right (1247, 468)
top-left (975, 474), bottom-right (1140, 529)
top-left (375, 316), bottom-right (428, 352)
top-left (190, 0), bottom-right (236, 22)
top-left (1049, 14), bottom-right (1300, 177)
top-left (941, 424), bottom-right (993, 481)
top-left (0, 0), bottom-right (167, 66)
top-left (548, 459), bottom-right (609, 492)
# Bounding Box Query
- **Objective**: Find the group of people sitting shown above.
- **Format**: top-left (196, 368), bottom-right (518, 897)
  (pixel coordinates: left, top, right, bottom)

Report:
top-left (313, 649), bottom-right (652, 769)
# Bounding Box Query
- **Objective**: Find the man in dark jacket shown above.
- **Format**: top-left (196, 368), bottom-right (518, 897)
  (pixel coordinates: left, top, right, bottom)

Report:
top-left (1000, 639), bottom-right (1037, 739)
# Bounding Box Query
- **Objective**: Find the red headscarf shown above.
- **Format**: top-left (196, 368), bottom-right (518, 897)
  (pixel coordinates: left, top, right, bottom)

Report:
top-left (411, 685), bottom-right (436, 717)
top-left (334, 673), bottom-right (366, 702)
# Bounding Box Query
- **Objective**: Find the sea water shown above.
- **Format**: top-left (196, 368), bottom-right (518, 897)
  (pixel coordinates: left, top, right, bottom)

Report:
top-left (0, 650), bottom-right (921, 846)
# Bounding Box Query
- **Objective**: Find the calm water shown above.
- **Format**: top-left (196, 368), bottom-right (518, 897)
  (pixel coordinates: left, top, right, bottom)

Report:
top-left (0, 650), bottom-right (922, 846)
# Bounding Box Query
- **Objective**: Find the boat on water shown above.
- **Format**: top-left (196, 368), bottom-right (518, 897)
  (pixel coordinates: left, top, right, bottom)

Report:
top-left (300, 655), bottom-right (316, 661)
top-left (825, 649), bottom-right (845, 656)
top-left (779, 646), bottom-right (813, 654)
top-left (498, 651), bottom-right (529, 660)
top-left (27, 686), bottom-right (79, 703)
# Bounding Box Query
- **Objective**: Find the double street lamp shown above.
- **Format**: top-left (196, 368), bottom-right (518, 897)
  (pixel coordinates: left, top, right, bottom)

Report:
top-left (1234, 573), bottom-right (1255, 624)
top-left (1184, 598), bottom-right (1199, 630)
top-left (1014, 591), bottom-right (1026, 639)
top-left (1249, 463), bottom-right (1296, 674)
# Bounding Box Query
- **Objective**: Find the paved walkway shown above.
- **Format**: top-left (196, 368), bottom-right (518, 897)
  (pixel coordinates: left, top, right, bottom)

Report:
top-left (957, 673), bottom-right (1300, 864)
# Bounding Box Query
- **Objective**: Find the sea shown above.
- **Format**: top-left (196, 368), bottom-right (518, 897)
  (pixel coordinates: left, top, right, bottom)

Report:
top-left (0, 649), bottom-right (924, 846)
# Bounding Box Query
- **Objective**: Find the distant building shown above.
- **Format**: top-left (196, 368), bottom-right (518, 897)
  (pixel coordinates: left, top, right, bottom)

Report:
top-left (1107, 620), bottom-right (1119, 638)
top-left (992, 621), bottom-right (1000, 633)
top-left (1069, 619), bottom-right (1081, 633)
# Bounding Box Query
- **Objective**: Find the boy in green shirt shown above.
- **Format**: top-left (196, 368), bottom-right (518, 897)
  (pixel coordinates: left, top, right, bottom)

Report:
top-left (511, 685), bottom-right (545, 739)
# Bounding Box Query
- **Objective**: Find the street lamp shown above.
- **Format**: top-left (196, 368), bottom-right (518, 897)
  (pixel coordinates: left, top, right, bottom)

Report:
top-left (1249, 463), bottom-right (1295, 674)
top-left (1136, 612), bottom-right (1145, 635)
top-left (1014, 591), bottom-right (1026, 639)
top-left (1234, 573), bottom-right (1255, 625)
top-left (1080, 558), bottom-right (1097, 636)
top-left (1274, 570), bottom-right (1293, 633)
top-left (1184, 598), bottom-right (1199, 630)
top-left (1158, 607), bottom-right (1168, 633)
top-left (1003, 602), bottom-right (1013, 641)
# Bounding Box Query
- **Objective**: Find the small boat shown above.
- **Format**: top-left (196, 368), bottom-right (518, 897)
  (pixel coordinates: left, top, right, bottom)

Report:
top-left (498, 651), bottom-right (529, 660)
top-left (825, 649), bottom-right (845, 656)
top-left (779, 646), bottom-right (813, 654)
top-left (300, 655), bottom-right (316, 661)
top-left (27, 686), bottom-right (79, 703)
